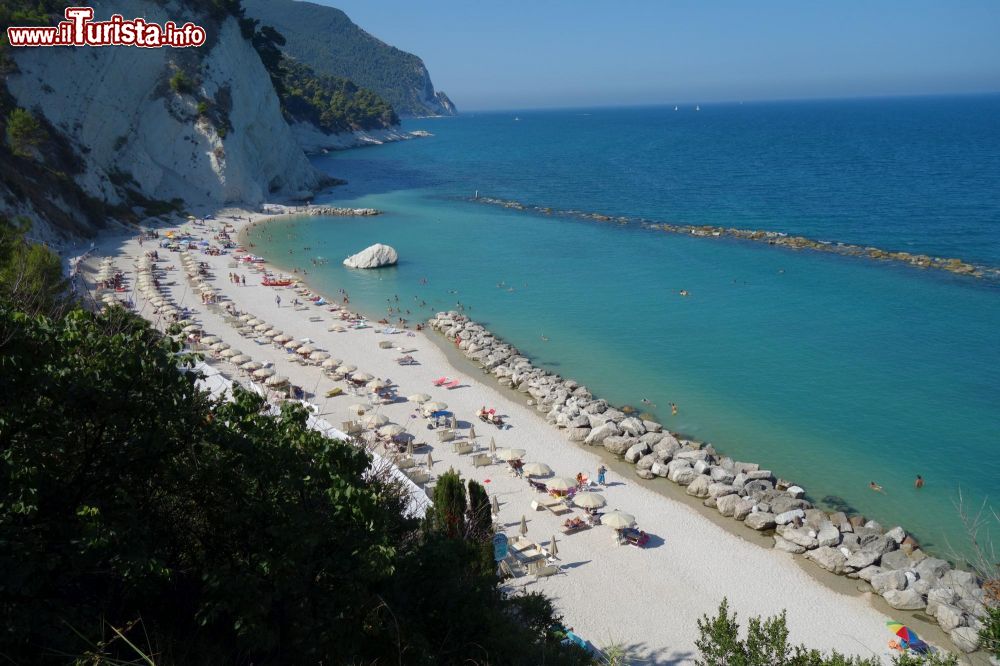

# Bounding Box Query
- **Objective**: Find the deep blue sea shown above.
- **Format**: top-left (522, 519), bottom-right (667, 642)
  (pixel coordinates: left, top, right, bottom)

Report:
top-left (249, 96), bottom-right (1000, 558)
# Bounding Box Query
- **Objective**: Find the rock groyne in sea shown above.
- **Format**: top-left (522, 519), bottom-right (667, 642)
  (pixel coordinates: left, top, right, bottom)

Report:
top-left (469, 196), bottom-right (998, 281)
top-left (429, 311), bottom-right (991, 653)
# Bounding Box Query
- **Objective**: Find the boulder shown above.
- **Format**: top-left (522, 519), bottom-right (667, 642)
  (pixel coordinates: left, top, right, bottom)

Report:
top-left (673, 468), bottom-right (699, 486)
top-left (743, 480), bottom-right (775, 495)
top-left (674, 449), bottom-right (709, 463)
top-left (744, 512), bottom-right (776, 531)
top-left (710, 467), bottom-right (736, 484)
top-left (948, 626), bottom-right (979, 653)
top-left (584, 421), bottom-right (619, 445)
top-left (816, 522), bottom-right (841, 548)
top-left (566, 427), bottom-right (590, 442)
top-left (640, 432), bottom-right (666, 446)
top-left (844, 549), bottom-right (880, 571)
top-left (602, 436), bottom-right (634, 456)
top-left (770, 496), bottom-right (813, 515)
top-left (940, 569), bottom-right (978, 591)
top-left (857, 565), bottom-right (884, 582)
top-left (666, 460), bottom-right (693, 481)
top-left (773, 536), bottom-right (806, 554)
top-left (775, 509), bottom-right (806, 526)
top-left (779, 526), bottom-right (818, 549)
top-left (745, 470), bottom-right (775, 481)
top-left (839, 533), bottom-right (862, 553)
top-left (636, 454), bottom-right (657, 471)
top-left (915, 557), bottom-right (951, 582)
top-left (786, 485), bottom-right (806, 499)
top-left (686, 475), bottom-right (712, 498)
top-left (693, 460), bottom-right (711, 475)
top-left (650, 461), bottom-right (669, 478)
top-left (885, 526), bottom-right (906, 544)
top-left (926, 587), bottom-right (959, 616)
top-left (733, 498), bottom-right (756, 521)
top-left (934, 603), bottom-right (965, 632)
top-left (882, 588), bottom-right (926, 610)
top-left (624, 441), bottom-right (651, 463)
top-left (806, 546), bottom-right (847, 574)
top-left (879, 550), bottom-right (912, 571)
top-left (870, 570), bottom-right (908, 594)
top-left (635, 468), bottom-right (655, 480)
top-left (643, 420), bottom-right (663, 433)
top-left (343, 243), bottom-right (398, 268)
top-left (708, 483), bottom-right (737, 499)
top-left (828, 511), bottom-right (851, 532)
top-left (716, 493), bottom-right (741, 517)
top-left (619, 417), bottom-right (646, 436)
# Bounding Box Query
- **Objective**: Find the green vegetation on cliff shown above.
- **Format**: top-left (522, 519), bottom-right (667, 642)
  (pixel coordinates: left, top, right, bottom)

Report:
top-left (279, 58), bottom-right (398, 132)
top-left (242, 0), bottom-right (456, 117)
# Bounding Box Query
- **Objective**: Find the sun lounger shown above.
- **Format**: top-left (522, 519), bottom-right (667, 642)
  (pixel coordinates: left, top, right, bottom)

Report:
top-left (541, 497), bottom-right (573, 515)
top-left (444, 380), bottom-right (460, 389)
top-left (308, 316), bottom-right (323, 322)
top-left (528, 479), bottom-right (548, 493)
top-left (470, 453), bottom-right (491, 468)
top-left (437, 429), bottom-right (456, 442)
top-left (533, 564), bottom-right (561, 579)
top-left (453, 442), bottom-right (473, 455)
top-left (560, 520), bottom-right (591, 535)
top-left (432, 377), bottom-right (448, 386)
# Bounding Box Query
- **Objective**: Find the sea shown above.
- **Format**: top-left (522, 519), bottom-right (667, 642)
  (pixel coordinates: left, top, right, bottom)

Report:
top-left (248, 95), bottom-right (1000, 559)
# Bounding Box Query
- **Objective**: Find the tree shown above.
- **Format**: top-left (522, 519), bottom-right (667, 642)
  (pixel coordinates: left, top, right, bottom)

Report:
top-left (5, 107), bottom-right (45, 157)
top-left (430, 468), bottom-right (467, 538)
top-left (0, 215), bottom-right (65, 315)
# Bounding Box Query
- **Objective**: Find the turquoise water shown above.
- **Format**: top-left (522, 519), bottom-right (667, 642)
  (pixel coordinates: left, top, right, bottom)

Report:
top-left (249, 97), bottom-right (1000, 558)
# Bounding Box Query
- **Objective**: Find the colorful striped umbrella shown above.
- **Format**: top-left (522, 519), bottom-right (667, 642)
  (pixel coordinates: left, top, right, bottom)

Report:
top-left (886, 622), bottom-right (920, 646)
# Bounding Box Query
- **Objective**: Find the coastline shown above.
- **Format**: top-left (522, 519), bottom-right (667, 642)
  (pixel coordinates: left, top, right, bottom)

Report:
top-left (73, 199), bottom-right (985, 660)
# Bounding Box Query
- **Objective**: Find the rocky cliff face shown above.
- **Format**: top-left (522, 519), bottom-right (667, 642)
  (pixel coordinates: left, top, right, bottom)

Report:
top-left (3, 0), bottom-right (324, 241)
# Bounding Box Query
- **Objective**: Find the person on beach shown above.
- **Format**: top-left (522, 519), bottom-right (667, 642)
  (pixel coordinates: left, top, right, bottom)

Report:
top-left (241, 275), bottom-right (246, 286)
top-left (597, 465), bottom-right (607, 486)
top-left (915, 475), bottom-right (924, 489)
top-left (276, 295), bottom-right (281, 308)
top-left (869, 481), bottom-right (884, 493)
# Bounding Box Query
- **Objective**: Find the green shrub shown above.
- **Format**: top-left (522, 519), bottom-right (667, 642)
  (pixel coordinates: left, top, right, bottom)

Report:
top-left (5, 107), bottom-right (45, 158)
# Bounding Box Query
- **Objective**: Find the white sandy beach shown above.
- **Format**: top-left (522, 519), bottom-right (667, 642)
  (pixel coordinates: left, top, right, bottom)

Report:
top-left (79, 208), bottom-right (916, 665)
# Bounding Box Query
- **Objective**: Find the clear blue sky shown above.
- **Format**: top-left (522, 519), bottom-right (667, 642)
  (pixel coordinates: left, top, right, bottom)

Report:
top-left (315, 0), bottom-right (1000, 111)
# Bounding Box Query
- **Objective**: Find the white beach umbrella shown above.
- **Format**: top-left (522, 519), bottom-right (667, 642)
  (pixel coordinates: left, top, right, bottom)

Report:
top-left (252, 367), bottom-right (275, 379)
top-left (378, 424), bottom-right (405, 437)
top-left (297, 344), bottom-right (316, 354)
top-left (239, 313), bottom-right (254, 321)
top-left (362, 413), bottom-right (389, 428)
top-left (519, 515), bottom-right (528, 537)
top-left (210, 342), bottom-right (230, 352)
top-left (263, 329), bottom-right (280, 337)
top-left (407, 393), bottom-right (431, 404)
top-left (219, 348), bottom-right (239, 358)
top-left (240, 360), bottom-right (263, 371)
top-left (229, 354), bottom-right (251, 365)
top-left (200, 335), bottom-right (220, 345)
top-left (602, 510), bottom-right (636, 530)
top-left (572, 492), bottom-right (607, 510)
top-left (522, 462), bottom-right (553, 478)
top-left (253, 323), bottom-right (269, 332)
top-left (546, 477), bottom-right (576, 492)
top-left (265, 375), bottom-right (289, 387)
top-left (182, 325), bottom-right (201, 334)
top-left (336, 364), bottom-right (357, 374)
top-left (273, 334), bottom-right (292, 343)
top-left (423, 401), bottom-right (447, 413)
top-left (347, 403), bottom-right (368, 415)
top-left (321, 358), bottom-right (340, 369)
top-left (246, 318), bottom-right (262, 327)
top-left (284, 339), bottom-right (303, 349)
top-left (366, 379), bottom-right (387, 390)
top-left (330, 324), bottom-right (346, 332)
top-left (496, 448), bottom-right (527, 462)
top-left (310, 351), bottom-right (331, 361)
top-left (352, 371), bottom-right (374, 382)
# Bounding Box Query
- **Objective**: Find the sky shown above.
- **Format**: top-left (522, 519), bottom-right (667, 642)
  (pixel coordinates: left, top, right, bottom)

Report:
top-left (317, 0), bottom-right (1000, 111)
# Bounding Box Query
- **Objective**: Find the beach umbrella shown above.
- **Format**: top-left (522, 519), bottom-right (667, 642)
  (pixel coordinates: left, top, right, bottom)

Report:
top-left (491, 495), bottom-right (500, 515)
top-left (337, 364), bottom-right (357, 374)
top-left (310, 351), bottom-right (331, 361)
top-left (378, 424), bottom-right (405, 437)
top-left (423, 401), bottom-right (447, 413)
top-left (602, 510), bottom-right (636, 530)
top-left (284, 339), bottom-right (303, 349)
top-left (426, 452), bottom-right (434, 469)
top-left (366, 379), bottom-right (387, 390)
top-left (253, 323), bottom-right (269, 332)
top-left (886, 623), bottom-right (922, 647)
top-left (352, 371), bottom-right (374, 382)
top-left (273, 334), bottom-right (291, 343)
top-left (547, 477), bottom-right (576, 492)
top-left (573, 492), bottom-right (607, 510)
top-left (406, 441), bottom-right (414, 457)
top-left (522, 462), bottom-right (553, 478)
top-left (210, 342), bottom-right (230, 352)
top-left (177, 319), bottom-right (196, 327)
top-left (450, 415), bottom-right (458, 429)
top-left (519, 515), bottom-right (528, 537)
top-left (321, 358), bottom-right (340, 369)
top-left (347, 404), bottom-right (367, 415)
top-left (246, 318), bottom-right (262, 326)
top-left (265, 375), bottom-right (288, 387)
top-left (240, 360), bottom-right (263, 371)
top-left (229, 354), bottom-right (251, 365)
top-left (469, 426), bottom-right (477, 440)
top-left (329, 324), bottom-right (346, 332)
top-left (298, 344), bottom-right (316, 355)
top-left (496, 448), bottom-right (526, 462)
top-left (200, 335), bottom-right (220, 345)
top-left (549, 536), bottom-right (559, 558)
top-left (253, 368), bottom-right (275, 379)
top-left (239, 313), bottom-right (253, 321)
top-left (219, 348), bottom-right (239, 357)
top-left (489, 437), bottom-right (497, 455)
top-left (362, 413), bottom-right (389, 428)
top-left (263, 329), bottom-right (280, 337)
top-left (408, 393), bottom-right (431, 403)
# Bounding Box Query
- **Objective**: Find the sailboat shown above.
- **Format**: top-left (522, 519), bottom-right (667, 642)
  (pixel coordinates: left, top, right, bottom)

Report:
top-left (674, 105), bottom-right (678, 111)
top-left (695, 105), bottom-right (701, 111)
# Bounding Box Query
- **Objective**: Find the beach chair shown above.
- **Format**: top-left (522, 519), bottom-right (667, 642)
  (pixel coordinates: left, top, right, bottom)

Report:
top-left (541, 497), bottom-right (573, 516)
top-left (453, 442), bottom-right (474, 455)
top-left (308, 316), bottom-right (323, 322)
top-left (528, 479), bottom-right (549, 493)
top-left (444, 379), bottom-right (460, 389)
top-left (560, 520), bottom-right (591, 536)
top-left (533, 564), bottom-right (562, 580)
top-left (470, 453), bottom-right (491, 468)
top-left (432, 376), bottom-right (449, 386)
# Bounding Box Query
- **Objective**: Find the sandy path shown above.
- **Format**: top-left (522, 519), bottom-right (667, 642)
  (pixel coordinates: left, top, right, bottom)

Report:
top-left (81, 210), bottom-right (901, 665)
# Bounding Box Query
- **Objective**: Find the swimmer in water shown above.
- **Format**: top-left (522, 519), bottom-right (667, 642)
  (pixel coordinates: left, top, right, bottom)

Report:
top-left (541, 335), bottom-right (549, 342)
top-left (641, 397), bottom-right (656, 408)
top-left (869, 481), bottom-right (885, 493)
top-left (670, 402), bottom-right (678, 416)
top-left (915, 475), bottom-right (924, 489)
top-left (679, 290), bottom-right (689, 297)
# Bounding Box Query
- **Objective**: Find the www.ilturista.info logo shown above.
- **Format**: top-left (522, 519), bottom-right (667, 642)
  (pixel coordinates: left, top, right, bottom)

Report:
top-left (6, 7), bottom-right (206, 48)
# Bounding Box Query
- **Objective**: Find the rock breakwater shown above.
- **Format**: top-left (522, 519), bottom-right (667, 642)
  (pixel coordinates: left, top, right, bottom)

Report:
top-left (429, 311), bottom-right (991, 652)
top-left (469, 196), bottom-right (997, 281)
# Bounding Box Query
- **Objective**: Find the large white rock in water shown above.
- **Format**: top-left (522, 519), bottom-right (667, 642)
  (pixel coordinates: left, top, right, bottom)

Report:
top-left (343, 244), bottom-right (399, 269)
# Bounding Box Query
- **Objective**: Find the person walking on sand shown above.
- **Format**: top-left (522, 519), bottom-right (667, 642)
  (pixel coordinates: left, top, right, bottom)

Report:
top-left (915, 475), bottom-right (924, 489)
top-left (241, 275), bottom-right (246, 286)
top-left (276, 295), bottom-right (281, 308)
top-left (597, 464), bottom-right (607, 486)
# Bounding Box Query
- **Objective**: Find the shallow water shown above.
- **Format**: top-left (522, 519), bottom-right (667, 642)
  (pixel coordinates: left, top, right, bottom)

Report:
top-left (248, 97), bottom-right (1000, 558)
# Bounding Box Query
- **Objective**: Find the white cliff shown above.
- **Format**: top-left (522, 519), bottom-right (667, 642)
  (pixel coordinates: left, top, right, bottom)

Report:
top-left (4, 0), bottom-right (322, 238)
